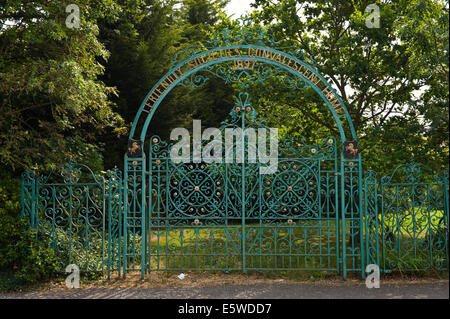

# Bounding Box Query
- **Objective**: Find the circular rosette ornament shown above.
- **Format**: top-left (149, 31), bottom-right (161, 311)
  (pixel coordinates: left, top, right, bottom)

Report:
top-left (262, 161), bottom-right (319, 218)
top-left (168, 163), bottom-right (224, 218)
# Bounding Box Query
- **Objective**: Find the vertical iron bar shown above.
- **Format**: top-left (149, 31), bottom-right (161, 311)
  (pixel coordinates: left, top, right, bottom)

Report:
top-left (358, 157), bottom-right (365, 278)
top-left (241, 110), bottom-right (246, 273)
top-left (148, 146), bottom-right (153, 273)
top-left (107, 175), bottom-right (112, 278)
top-left (340, 154), bottom-right (346, 279)
top-left (381, 179), bottom-right (386, 273)
top-left (123, 156), bottom-right (128, 278)
top-left (141, 154), bottom-right (146, 278)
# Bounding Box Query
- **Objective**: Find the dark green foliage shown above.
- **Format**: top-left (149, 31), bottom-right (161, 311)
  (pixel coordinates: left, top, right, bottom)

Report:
top-left (251, 0), bottom-right (449, 174)
top-left (97, 0), bottom-right (233, 168)
top-left (0, 171), bottom-right (64, 291)
top-left (0, 0), bottom-right (125, 171)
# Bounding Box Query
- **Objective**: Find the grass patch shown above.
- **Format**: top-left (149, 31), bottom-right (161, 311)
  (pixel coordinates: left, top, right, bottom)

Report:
top-left (146, 221), bottom-right (341, 271)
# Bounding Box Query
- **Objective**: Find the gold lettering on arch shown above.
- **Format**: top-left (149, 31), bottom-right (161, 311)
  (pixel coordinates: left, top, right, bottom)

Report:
top-left (143, 48), bottom-right (344, 116)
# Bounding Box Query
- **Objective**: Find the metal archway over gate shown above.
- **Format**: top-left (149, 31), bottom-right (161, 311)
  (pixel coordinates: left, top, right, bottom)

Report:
top-left (123, 18), bottom-right (364, 279)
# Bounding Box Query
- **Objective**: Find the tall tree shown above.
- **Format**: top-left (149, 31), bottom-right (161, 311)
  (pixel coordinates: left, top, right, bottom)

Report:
top-left (98, 0), bottom-right (233, 168)
top-left (0, 0), bottom-right (125, 172)
top-left (394, 0), bottom-right (449, 169)
top-left (250, 0), bottom-right (448, 174)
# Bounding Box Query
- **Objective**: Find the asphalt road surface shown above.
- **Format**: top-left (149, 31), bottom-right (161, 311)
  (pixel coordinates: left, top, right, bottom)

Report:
top-left (1, 282), bottom-right (448, 299)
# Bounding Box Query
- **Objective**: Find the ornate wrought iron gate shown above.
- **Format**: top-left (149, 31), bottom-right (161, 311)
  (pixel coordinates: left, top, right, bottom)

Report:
top-left (141, 93), bottom-right (341, 274)
top-left (365, 164), bottom-right (449, 272)
top-left (122, 17), bottom-right (365, 278)
top-left (20, 163), bottom-right (123, 277)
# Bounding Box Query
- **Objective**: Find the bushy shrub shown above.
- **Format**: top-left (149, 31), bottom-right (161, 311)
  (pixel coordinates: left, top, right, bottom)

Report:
top-left (0, 172), bottom-right (64, 291)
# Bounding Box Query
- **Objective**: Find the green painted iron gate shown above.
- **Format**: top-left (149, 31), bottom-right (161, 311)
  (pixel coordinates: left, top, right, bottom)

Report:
top-left (139, 93), bottom-right (341, 274)
top-left (122, 17), bottom-right (366, 278)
